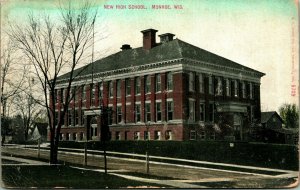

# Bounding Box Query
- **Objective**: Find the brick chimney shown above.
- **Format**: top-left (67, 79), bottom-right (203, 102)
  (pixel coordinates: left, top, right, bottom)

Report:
top-left (120, 44), bottom-right (132, 51)
top-left (141, 29), bottom-right (158, 50)
top-left (159, 33), bottom-right (175, 43)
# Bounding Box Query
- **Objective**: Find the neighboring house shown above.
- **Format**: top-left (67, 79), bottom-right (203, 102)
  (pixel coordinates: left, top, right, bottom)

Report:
top-left (30, 122), bottom-right (48, 142)
top-left (50, 28), bottom-right (265, 142)
top-left (261, 111), bottom-right (298, 144)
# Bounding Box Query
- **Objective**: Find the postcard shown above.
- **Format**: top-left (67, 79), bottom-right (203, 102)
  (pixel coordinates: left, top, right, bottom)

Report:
top-left (1, 0), bottom-right (299, 189)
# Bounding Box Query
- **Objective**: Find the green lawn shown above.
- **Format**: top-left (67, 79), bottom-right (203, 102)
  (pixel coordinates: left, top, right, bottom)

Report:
top-left (2, 165), bottom-right (170, 189)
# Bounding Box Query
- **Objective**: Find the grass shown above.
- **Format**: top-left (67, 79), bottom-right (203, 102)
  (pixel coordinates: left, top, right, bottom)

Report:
top-left (2, 165), bottom-right (172, 189)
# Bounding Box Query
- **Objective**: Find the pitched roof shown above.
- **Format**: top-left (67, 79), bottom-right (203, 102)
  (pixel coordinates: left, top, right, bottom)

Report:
top-left (58, 39), bottom-right (265, 80)
top-left (261, 111), bottom-right (284, 124)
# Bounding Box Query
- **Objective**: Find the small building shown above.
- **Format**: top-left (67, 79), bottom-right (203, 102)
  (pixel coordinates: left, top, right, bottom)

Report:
top-left (261, 111), bottom-right (298, 144)
top-left (30, 122), bottom-right (48, 142)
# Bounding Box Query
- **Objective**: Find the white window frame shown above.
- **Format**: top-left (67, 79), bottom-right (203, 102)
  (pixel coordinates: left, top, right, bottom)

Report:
top-left (167, 99), bottom-right (174, 121)
top-left (154, 131), bottom-right (161, 140)
top-left (126, 78), bottom-right (131, 96)
top-left (156, 101), bottom-right (162, 122)
top-left (135, 102), bottom-right (141, 123)
top-left (145, 75), bottom-right (151, 94)
top-left (155, 74), bottom-right (161, 92)
top-left (117, 105), bottom-right (122, 123)
top-left (145, 102), bottom-right (151, 122)
top-left (167, 72), bottom-right (173, 91)
top-left (117, 80), bottom-right (121, 98)
top-left (190, 130), bottom-right (196, 140)
top-left (135, 77), bottom-right (141, 95)
top-left (134, 131), bottom-right (140, 140)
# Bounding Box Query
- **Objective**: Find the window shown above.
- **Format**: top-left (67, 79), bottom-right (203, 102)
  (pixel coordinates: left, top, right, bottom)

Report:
top-left (125, 131), bottom-right (129, 140)
top-left (135, 77), bottom-right (141, 95)
top-left (108, 106), bottom-right (113, 125)
top-left (242, 82), bottom-right (246, 98)
top-left (226, 79), bottom-right (231, 97)
top-left (189, 99), bottom-right (195, 121)
top-left (167, 100), bottom-right (174, 121)
top-left (109, 81), bottom-right (113, 98)
top-left (200, 131), bottom-right (205, 139)
top-left (189, 72), bottom-right (195, 91)
top-left (73, 133), bottom-right (77, 141)
top-left (156, 102), bottom-right (162, 122)
top-left (54, 111), bottom-right (59, 126)
top-left (117, 80), bottom-right (121, 97)
top-left (74, 110), bottom-right (79, 125)
top-left (199, 74), bottom-right (204, 93)
top-left (80, 132), bottom-right (84, 141)
top-left (145, 103), bottom-right (151, 122)
top-left (126, 78), bottom-right (131, 96)
top-left (68, 110), bottom-right (72, 126)
top-left (167, 72), bottom-right (173, 91)
top-left (54, 89), bottom-right (58, 103)
top-left (74, 87), bottom-right (79, 102)
top-left (199, 103), bottom-right (205, 122)
top-left (98, 82), bottom-right (103, 101)
top-left (66, 133), bottom-right (70, 141)
top-left (155, 74), bottom-right (161, 92)
top-left (134, 131), bottom-right (140, 140)
top-left (70, 87), bottom-right (75, 101)
top-left (144, 131), bottom-right (150, 140)
top-left (82, 86), bottom-right (86, 100)
top-left (216, 77), bottom-right (223, 96)
top-left (135, 104), bottom-right (141, 122)
top-left (208, 76), bottom-right (214, 95)
top-left (165, 130), bottom-right (172, 140)
top-left (233, 80), bottom-right (238, 97)
top-left (190, 130), bottom-right (196, 140)
top-left (117, 105), bottom-right (122, 123)
top-left (115, 131), bottom-right (121, 140)
top-left (210, 132), bottom-right (216, 140)
top-left (154, 131), bottom-right (161, 140)
top-left (250, 106), bottom-right (254, 122)
top-left (145, 75), bottom-right (151, 94)
top-left (80, 110), bottom-right (84, 125)
top-left (91, 83), bottom-right (95, 106)
top-left (209, 103), bottom-right (214, 122)
top-left (61, 89), bottom-right (65, 103)
top-left (249, 83), bottom-right (253, 99)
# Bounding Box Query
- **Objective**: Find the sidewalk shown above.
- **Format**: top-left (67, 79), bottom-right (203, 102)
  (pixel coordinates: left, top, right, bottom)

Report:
top-left (2, 155), bottom-right (48, 165)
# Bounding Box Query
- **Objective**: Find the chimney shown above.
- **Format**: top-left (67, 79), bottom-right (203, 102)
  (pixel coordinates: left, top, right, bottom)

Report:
top-left (120, 44), bottom-right (132, 51)
top-left (141, 29), bottom-right (158, 50)
top-left (159, 33), bottom-right (175, 43)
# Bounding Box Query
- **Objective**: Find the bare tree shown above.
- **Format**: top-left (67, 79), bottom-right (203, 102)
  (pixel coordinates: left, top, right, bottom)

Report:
top-left (0, 38), bottom-right (27, 144)
top-left (13, 76), bottom-right (44, 141)
top-left (0, 39), bottom-right (27, 117)
top-left (9, 1), bottom-right (98, 164)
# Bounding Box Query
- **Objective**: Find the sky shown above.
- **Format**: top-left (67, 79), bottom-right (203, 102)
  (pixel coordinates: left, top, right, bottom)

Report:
top-left (1, 0), bottom-right (299, 112)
